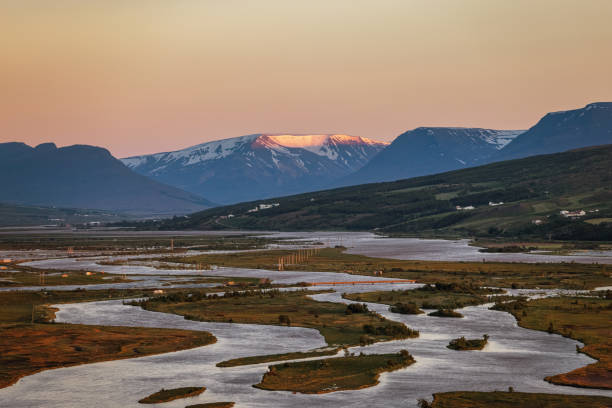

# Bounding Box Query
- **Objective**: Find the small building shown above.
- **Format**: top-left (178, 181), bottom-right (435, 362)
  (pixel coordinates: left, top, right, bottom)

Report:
top-left (153, 289), bottom-right (165, 295)
top-left (489, 201), bottom-right (504, 206)
top-left (560, 210), bottom-right (586, 218)
top-left (532, 219), bottom-right (543, 225)
top-left (1, 259), bottom-right (12, 264)
top-left (258, 203), bottom-right (281, 210)
top-left (456, 205), bottom-right (475, 211)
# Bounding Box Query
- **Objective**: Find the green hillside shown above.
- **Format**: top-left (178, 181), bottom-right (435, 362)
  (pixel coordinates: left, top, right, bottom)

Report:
top-left (0, 203), bottom-right (136, 227)
top-left (152, 145), bottom-right (612, 240)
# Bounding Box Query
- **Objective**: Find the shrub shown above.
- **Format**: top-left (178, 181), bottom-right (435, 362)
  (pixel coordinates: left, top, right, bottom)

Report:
top-left (345, 303), bottom-right (369, 314)
top-left (390, 302), bottom-right (423, 315)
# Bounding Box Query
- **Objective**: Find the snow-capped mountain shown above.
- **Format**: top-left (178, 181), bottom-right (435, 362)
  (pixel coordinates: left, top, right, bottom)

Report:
top-left (340, 127), bottom-right (524, 185)
top-left (122, 134), bottom-right (388, 204)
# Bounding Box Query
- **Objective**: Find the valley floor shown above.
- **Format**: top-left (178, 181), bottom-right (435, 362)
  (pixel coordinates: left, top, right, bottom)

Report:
top-left (0, 231), bottom-right (610, 407)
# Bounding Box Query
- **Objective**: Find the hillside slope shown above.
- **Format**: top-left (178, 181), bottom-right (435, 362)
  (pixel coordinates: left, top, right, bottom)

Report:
top-left (340, 128), bottom-right (523, 185)
top-left (157, 145), bottom-right (612, 239)
top-left (0, 203), bottom-right (134, 227)
top-left (497, 102), bottom-right (612, 160)
top-left (0, 142), bottom-right (214, 215)
top-left (122, 134), bottom-right (388, 204)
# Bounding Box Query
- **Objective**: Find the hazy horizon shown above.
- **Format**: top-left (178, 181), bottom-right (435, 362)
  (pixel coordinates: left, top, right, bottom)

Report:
top-left (2, 0), bottom-right (611, 157)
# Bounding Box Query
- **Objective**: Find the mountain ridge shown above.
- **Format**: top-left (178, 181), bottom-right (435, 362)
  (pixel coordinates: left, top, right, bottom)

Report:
top-left (340, 127), bottom-right (524, 185)
top-left (495, 102), bottom-right (612, 160)
top-left (152, 144), bottom-right (612, 240)
top-left (0, 142), bottom-right (214, 215)
top-left (122, 133), bottom-right (388, 204)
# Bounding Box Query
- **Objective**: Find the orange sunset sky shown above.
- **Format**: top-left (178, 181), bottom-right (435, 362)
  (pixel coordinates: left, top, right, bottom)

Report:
top-left (1, 0), bottom-right (611, 157)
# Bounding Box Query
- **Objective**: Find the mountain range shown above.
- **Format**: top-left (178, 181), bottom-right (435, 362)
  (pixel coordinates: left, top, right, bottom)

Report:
top-left (122, 134), bottom-right (388, 204)
top-left (156, 144), bottom-right (612, 240)
top-left (123, 102), bottom-right (612, 202)
top-left (1, 102), bottom-right (610, 220)
top-left (0, 142), bottom-right (213, 215)
top-left (340, 127), bottom-right (524, 185)
top-left (496, 102), bottom-right (612, 159)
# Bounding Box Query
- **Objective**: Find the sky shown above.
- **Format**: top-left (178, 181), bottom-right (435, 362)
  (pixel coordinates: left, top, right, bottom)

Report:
top-left (1, 0), bottom-right (611, 158)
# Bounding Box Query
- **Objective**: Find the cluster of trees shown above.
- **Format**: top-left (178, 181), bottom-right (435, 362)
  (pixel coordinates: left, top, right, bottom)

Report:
top-left (490, 299), bottom-right (528, 314)
top-left (428, 309), bottom-right (463, 318)
top-left (278, 314), bottom-right (291, 326)
top-left (345, 303), bottom-right (369, 314)
top-left (389, 302), bottom-right (423, 315)
top-left (419, 282), bottom-right (500, 295)
top-left (362, 323), bottom-right (419, 338)
top-left (447, 334), bottom-right (489, 350)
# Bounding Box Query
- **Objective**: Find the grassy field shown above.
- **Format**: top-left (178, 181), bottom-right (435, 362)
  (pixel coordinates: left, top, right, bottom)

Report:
top-left (165, 247), bottom-right (612, 289)
top-left (471, 239), bottom-right (612, 254)
top-left (254, 351), bottom-right (415, 394)
top-left (0, 288), bottom-right (218, 389)
top-left (217, 348), bottom-right (340, 367)
top-left (132, 289), bottom-right (418, 347)
top-left (426, 391), bottom-right (612, 407)
top-left (138, 386), bottom-right (206, 404)
top-left (0, 233), bottom-right (272, 251)
top-left (0, 288), bottom-right (220, 324)
top-left (0, 324), bottom-right (215, 389)
top-left (0, 267), bottom-right (131, 287)
top-left (492, 296), bottom-right (611, 389)
top-left (344, 283), bottom-right (500, 310)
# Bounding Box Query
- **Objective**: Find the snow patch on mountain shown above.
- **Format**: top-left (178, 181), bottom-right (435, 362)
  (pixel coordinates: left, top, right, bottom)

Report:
top-left (416, 127), bottom-right (524, 150)
top-left (123, 134), bottom-right (388, 170)
top-left (120, 133), bottom-right (388, 204)
top-left (479, 130), bottom-right (525, 149)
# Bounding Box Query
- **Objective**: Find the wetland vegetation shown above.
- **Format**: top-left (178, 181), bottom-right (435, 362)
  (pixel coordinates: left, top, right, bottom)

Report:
top-left (0, 233), bottom-right (273, 252)
top-left (1, 232), bottom-right (611, 406)
top-left (389, 302), bottom-right (424, 314)
top-left (138, 386), bottom-right (206, 404)
top-left (216, 348), bottom-right (340, 368)
top-left (130, 289), bottom-right (418, 347)
top-left (423, 391), bottom-right (612, 408)
top-left (254, 350), bottom-right (415, 394)
top-left (491, 295), bottom-right (612, 389)
top-left (0, 289), bottom-right (217, 389)
top-left (0, 324), bottom-right (216, 390)
top-left (0, 266), bottom-right (131, 287)
top-left (345, 282), bottom-right (501, 310)
top-left (167, 247), bottom-right (612, 289)
top-left (429, 309), bottom-right (464, 318)
top-left (447, 335), bottom-right (489, 350)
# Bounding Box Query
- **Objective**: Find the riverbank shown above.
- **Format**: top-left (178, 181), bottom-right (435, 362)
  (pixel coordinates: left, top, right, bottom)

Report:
top-left (492, 295), bottom-right (611, 389)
